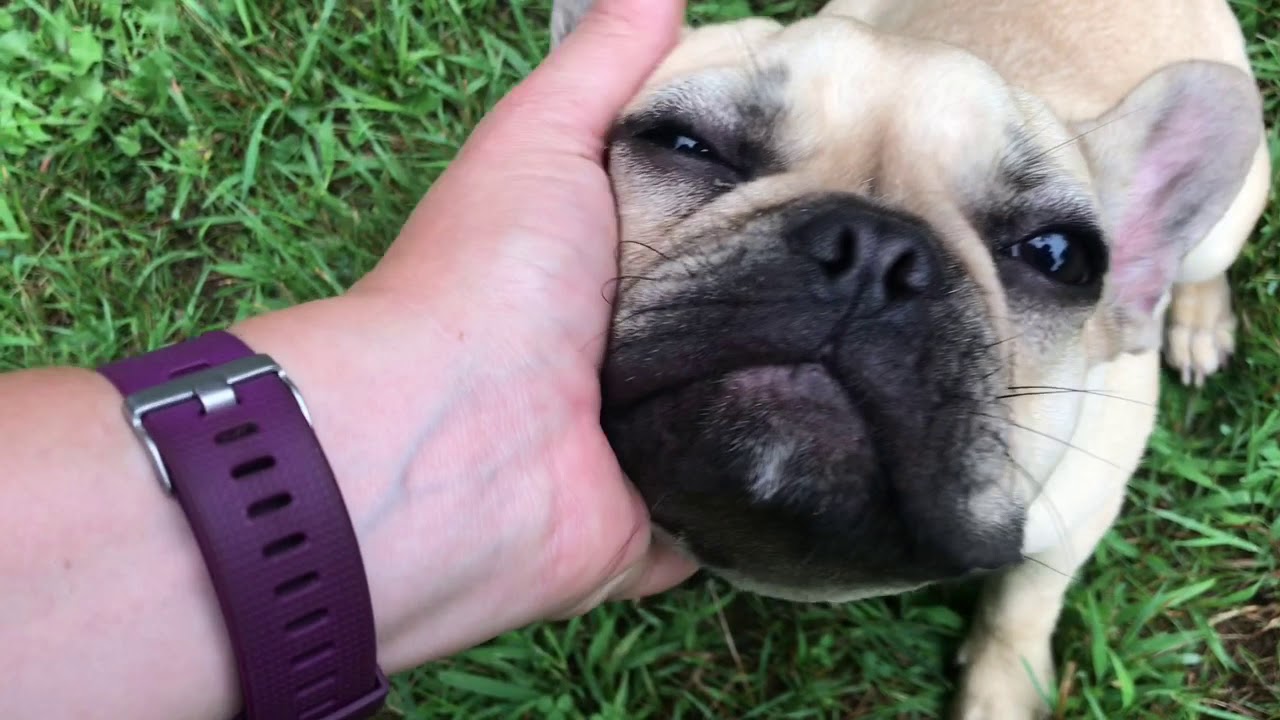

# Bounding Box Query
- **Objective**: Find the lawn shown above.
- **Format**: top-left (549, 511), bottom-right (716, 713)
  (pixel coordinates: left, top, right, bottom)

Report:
top-left (1, 1), bottom-right (1276, 718)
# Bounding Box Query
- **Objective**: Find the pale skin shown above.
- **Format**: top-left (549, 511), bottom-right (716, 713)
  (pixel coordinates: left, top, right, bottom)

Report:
top-left (0, 2), bottom-right (694, 718)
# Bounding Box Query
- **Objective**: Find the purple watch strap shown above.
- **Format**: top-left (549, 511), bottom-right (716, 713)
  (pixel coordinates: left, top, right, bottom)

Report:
top-left (98, 331), bottom-right (388, 720)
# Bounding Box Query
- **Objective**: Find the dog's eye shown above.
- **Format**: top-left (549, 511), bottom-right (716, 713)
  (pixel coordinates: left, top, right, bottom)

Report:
top-left (1002, 228), bottom-right (1101, 285)
top-left (636, 124), bottom-right (723, 162)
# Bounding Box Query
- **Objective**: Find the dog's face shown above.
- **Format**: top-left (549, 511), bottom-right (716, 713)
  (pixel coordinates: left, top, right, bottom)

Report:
top-left (564, 13), bottom-right (1261, 601)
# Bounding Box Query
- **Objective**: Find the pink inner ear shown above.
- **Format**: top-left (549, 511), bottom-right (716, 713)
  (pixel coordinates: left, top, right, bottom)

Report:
top-left (1108, 104), bottom-right (1210, 316)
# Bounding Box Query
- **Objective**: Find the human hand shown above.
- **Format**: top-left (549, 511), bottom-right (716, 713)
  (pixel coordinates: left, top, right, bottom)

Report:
top-left (233, 0), bottom-right (695, 673)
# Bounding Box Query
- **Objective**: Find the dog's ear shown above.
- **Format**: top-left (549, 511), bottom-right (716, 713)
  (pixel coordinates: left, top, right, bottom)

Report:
top-left (1078, 60), bottom-right (1264, 358)
top-left (550, 0), bottom-right (595, 47)
top-left (551, 0), bottom-right (692, 48)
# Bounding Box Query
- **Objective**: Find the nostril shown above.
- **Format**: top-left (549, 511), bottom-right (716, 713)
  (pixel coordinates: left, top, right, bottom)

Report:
top-left (816, 227), bottom-right (857, 280)
top-left (886, 248), bottom-right (929, 297)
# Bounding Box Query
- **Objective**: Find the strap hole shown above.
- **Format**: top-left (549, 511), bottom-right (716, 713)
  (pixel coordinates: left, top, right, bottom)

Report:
top-left (300, 699), bottom-right (338, 720)
top-left (284, 608), bottom-right (330, 635)
top-left (263, 532), bottom-right (307, 559)
top-left (290, 642), bottom-right (335, 671)
top-left (247, 492), bottom-right (292, 520)
top-left (247, 489), bottom-right (293, 517)
top-left (169, 362), bottom-right (209, 379)
top-left (275, 571), bottom-right (319, 598)
top-left (296, 672), bottom-right (337, 700)
top-left (215, 422), bottom-right (259, 445)
top-left (231, 455), bottom-right (276, 479)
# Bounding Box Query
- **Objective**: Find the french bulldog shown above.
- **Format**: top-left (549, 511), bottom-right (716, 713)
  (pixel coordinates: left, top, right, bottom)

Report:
top-left (550, 0), bottom-right (1271, 717)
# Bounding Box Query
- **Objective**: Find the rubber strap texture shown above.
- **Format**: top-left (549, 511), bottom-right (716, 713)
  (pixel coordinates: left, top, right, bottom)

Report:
top-left (99, 331), bottom-right (387, 720)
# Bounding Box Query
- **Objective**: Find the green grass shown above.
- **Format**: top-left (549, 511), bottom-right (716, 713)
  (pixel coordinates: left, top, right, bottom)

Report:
top-left (2, 1), bottom-right (1276, 718)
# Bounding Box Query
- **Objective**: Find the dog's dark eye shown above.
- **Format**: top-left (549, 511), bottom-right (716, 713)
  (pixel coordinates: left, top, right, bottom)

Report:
top-left (636, 124), bottom-right (723, 163)
top-left (1002, 228), bottom-right (1101, 285)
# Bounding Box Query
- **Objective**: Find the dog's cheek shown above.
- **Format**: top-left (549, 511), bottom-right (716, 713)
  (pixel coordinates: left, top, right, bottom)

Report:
top-left (609, 146), bottom-right (736, 274)
top-left (1006, 325), bottom-right (1093, 491)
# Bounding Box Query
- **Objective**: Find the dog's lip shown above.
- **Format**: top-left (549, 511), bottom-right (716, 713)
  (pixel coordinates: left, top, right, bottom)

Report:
top-left (721, 364), bottom-right (850, 407)
top-left (601, 357), bottom-right (843, 412)
top-left (602, 344), bottom-right (795, 409)
top-left (601, 364), bottom-right (740, 412)
top-left (602, 332), bottom-right (832, 409)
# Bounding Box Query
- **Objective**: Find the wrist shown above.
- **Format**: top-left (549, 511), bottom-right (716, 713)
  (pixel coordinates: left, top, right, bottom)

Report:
top-left (228, 289), bottom-right (646, 670)
top-left (228, 295), bottom-right (441, 535)
top-left (97, 320), bottom-right (395, 717)
top-left (228, 293), bottom-right (559, 668)
top-left (226, 297), bottom-right (435, 662)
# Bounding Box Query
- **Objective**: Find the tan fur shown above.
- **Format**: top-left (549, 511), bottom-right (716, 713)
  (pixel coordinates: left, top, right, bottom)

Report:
top-left (821, 0), bottom-right (1272, 383)
top-left (800, 6), bottom-right (1265, 716)
top-left (556, 1), bottom-right (1268, 717)
top-left (611, 16), bottom-right (1145, 544)
top-left (821, 0), bottom-right (1253, 118)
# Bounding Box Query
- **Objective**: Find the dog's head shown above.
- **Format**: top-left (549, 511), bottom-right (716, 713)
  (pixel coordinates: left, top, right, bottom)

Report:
top-left (552, 3), bottom-right (1263, 600)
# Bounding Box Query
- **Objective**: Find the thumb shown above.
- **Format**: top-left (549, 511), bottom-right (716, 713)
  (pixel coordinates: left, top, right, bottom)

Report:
top-left (553, 538), bottom-right (699, 620)
top-left (608, 539), bottom-right (700, 601)
top-left (493, 0), bottom-right (685, 145)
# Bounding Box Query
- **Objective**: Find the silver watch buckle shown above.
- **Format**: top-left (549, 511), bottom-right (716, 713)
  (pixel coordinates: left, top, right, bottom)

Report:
top-left (123, 354), bottom-right (313, 494)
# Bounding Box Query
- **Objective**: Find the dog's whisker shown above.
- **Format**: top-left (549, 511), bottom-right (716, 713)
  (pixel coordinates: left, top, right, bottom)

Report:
top-left (612, 295), bottom-right (800, 329)
top-left (996, 390), bottom-right (1153, 407)
top-left (994, 442), bottom-right (1075, 552)
top-left (970, 411), bottom-right (1127, 471)
top-left (978, 364), bottom-right (1005, 384)
top-left (986, 416), bottom-right (1078, 559)
top-left (601, 274), bottom-right (666, 298)
top-left (985, 333), bottom-right (1023, 348)
top-left (1018, 554), bottom-right (1077, 581)
top-left (620, 239), bottom-right (677, 263)
top-left (1023, 106), bottom-right (1144, 165)
top-left (986, 430), bottom-right (1041, 493)
top-left (610, 273), bottom-right (666, 285)
top-left (1003, 385), bottom-right (1152, 407)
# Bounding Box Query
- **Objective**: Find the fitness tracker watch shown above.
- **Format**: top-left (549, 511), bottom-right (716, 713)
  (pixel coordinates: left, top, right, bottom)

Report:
top-left (98, 331), bottom-right (388, 720)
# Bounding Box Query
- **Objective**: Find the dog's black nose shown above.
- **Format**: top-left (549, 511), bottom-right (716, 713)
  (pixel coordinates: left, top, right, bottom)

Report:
top-left (786, 201), bottom-right (939, 309)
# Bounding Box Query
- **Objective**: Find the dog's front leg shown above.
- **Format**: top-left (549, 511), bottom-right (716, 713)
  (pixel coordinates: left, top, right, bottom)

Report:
top-left (952, 485), bottom-right (1127, 720)
top-left (1163, 142), bottom-right (1270, 387)
top-left (1165, 274), bottom-right (1238, 387)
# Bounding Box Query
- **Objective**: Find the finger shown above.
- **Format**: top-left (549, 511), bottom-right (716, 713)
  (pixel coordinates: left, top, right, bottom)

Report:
top-left (609, 538), bottom-right (699, 601)
top-left (550, 534), bottom-right (697, 620)
top-left (493, 0), bottom-right (685, 145)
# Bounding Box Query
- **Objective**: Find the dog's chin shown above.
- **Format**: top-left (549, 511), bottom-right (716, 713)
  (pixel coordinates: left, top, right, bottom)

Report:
top-left (603, 345), bottom-right (1029, 595)
top-left (608, 362), bottom-right (867, 446)
top-left (604, 361), bottom-right (879, 505)
top-left (607, 362), bottom-right (977, 594)
top-left (719, 364), bottom-right (872, 464)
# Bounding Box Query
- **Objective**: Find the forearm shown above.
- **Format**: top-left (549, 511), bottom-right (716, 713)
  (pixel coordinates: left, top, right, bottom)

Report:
top-left (0, 296), bottom-right (548, 719)
top-left (0, 366), bottom-right (240, 720)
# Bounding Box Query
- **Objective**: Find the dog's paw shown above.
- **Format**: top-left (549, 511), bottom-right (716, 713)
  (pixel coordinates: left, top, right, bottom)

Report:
top-left (952, 630), bottom-right (1054, 720)
top-left (1164, 274), bottom-right (1237, 387)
